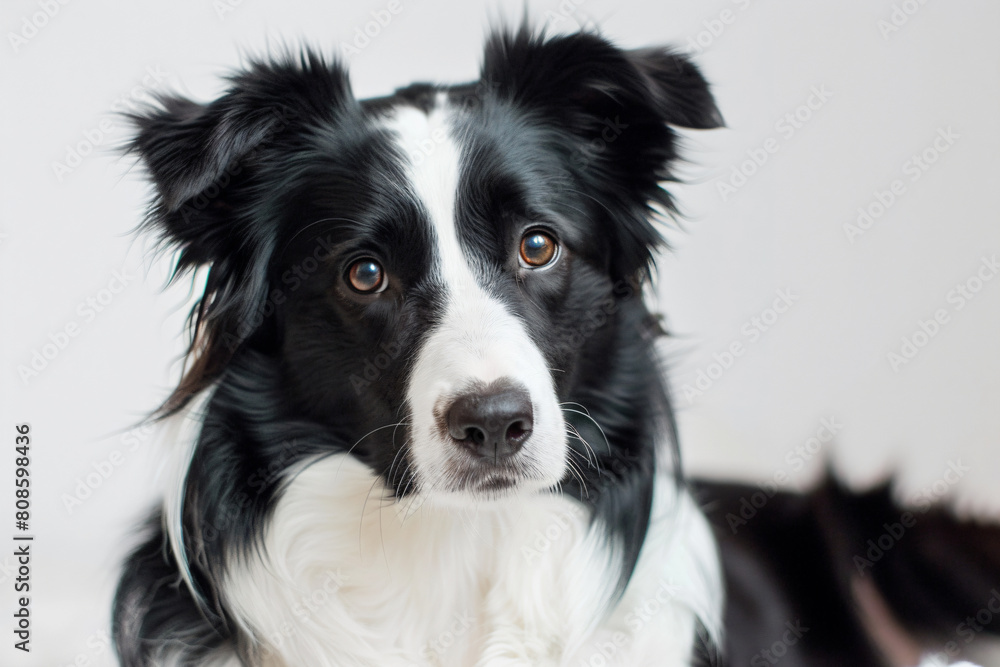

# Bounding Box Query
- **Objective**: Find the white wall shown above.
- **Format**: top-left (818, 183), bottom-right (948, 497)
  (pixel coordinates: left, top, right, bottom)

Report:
top-left (1, 0), bottom-right (996, 664)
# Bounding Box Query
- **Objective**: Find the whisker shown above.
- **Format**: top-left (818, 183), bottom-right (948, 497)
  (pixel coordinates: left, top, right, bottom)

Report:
top-left (398, 490), bottom-right (421, 526)
top-left (378, 475), bottom-right (390, 577)
top-left (335, 422), bottom-right (407, 481)
top-left (385, 440), bottom-right (411, 488)
top-left (564, 457), bottom-right (590, 500)
top-left (396, 462), bottom-right (420, 525)
top-left (566, 444), bottom-right (593, 468)
top-left (561, 407), bottom-right (612, 455)
top-left (357, 474), bottom-right (385, 560)
top-left (398, 462), bottom-right (416, 499)
top-left (565, 423), bottom-right (603, 477)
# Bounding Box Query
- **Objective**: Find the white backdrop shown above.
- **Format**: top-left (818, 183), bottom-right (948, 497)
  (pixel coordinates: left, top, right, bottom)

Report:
top-left (2, 0), bottom-right (997, 664)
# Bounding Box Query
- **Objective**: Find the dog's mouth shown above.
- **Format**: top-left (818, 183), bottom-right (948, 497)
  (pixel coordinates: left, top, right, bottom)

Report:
top-left (443, 448), bottom-right (543, 497)
top-left (411, 417), bottom-right (565, 502)
top-left (475, 474), bottom-right (519, 493)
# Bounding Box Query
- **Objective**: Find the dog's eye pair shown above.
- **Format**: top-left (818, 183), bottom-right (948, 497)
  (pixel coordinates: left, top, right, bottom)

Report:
top-left (346, 232), bottom-right (556, 292)
top-left (519, 230), bottom-right (559, 268)
top-left (346, 259), bottom-right (386, 293)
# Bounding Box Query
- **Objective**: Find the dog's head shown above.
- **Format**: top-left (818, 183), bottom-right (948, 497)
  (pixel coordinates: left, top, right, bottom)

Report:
top-left (132, 27), bottom-right (720, 503)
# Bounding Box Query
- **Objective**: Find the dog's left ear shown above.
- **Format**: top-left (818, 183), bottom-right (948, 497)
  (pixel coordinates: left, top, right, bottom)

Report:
top-left (481, 27), bottom-right (723, 281)
top-left (127, 52), bottom-right (355, 414)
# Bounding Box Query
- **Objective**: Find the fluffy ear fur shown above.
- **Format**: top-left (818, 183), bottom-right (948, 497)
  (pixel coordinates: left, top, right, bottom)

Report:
top-left (127, 51), bottom-right (355, 414)
top-left (480, 26), bottom-right (723, 281)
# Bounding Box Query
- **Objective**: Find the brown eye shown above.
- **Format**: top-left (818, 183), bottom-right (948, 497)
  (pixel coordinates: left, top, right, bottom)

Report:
top-left (347, 259), bottom-right (385, 293)
top-left (519, 231), bottom-right (558, 268)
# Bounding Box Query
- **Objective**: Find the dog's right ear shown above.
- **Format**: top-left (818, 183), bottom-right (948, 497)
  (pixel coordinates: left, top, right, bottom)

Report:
top-left (129, 52), bottom-right (353, 268)
top-left (133, 94), bottom-right (285, 216)
top-left (127, 51), bottom-right (354, 414)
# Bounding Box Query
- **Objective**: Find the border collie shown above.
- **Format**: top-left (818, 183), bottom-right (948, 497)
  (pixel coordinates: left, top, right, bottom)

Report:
top-left (114, 24), bottom-right (1000, 667)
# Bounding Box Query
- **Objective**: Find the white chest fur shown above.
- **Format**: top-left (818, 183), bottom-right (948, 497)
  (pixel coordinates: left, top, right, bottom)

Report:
top-left (215, 455), bottom-right (721, 667)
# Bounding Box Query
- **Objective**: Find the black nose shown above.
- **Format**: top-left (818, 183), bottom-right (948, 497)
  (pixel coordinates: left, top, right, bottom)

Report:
top-left (447, 383), bottom-right (533, 460)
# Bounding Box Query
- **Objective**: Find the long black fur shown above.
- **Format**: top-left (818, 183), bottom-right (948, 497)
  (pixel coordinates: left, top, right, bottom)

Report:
top-left (696, 478), bottom-right (1000, 666)
top-left (114, 25), bottom-right (724, 665)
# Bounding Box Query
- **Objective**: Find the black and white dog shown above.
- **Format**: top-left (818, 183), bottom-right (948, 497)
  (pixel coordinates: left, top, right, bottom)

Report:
top-left (114, 25), bottom-right (1000, 667)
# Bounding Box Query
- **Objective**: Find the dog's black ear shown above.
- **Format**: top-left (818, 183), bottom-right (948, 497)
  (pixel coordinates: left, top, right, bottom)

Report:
top-left (481, 27), bottom-right (723, 281)
top-left (130, 52), bottom-right (353, 266)
top-left (127, 51), bottom-right (354, 414)
top-left (625, 47), bottom-right (726, 130)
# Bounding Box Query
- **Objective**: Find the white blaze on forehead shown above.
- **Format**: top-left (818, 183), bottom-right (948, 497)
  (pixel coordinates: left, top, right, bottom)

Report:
top-left (382, 97), bottom-right (567, 497)
top-left (386, 101), bottom-right (468, 290)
